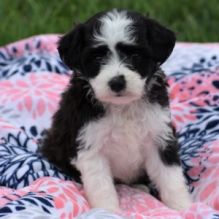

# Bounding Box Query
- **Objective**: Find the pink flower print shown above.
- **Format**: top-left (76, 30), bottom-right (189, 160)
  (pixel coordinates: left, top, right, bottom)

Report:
top-left (0, 73), bottom-right (69, 119)
top-left (170, 102), bottom-right (197, 130)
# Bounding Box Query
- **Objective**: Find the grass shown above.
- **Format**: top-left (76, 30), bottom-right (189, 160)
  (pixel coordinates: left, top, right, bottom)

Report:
top-left (1, 0), bottom-right (219, 46)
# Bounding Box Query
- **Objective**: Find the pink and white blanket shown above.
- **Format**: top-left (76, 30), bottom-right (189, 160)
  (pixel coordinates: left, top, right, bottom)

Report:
top-left (0, 35), bottom-right (219, 218)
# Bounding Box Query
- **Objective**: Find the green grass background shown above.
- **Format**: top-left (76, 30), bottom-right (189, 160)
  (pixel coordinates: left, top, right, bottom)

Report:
top-left (1, 0), bottom-right (219, 46)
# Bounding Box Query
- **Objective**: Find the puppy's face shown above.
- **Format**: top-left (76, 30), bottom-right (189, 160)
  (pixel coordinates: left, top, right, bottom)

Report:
top-left (58, 9), bottom-right (175, 105)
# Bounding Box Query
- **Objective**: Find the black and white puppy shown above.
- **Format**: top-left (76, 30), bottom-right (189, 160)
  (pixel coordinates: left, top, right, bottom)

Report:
top-left (41, 9), bottom-right (192, 211)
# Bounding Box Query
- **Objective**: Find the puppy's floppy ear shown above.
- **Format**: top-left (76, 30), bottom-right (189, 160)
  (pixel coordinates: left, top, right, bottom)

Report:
top-left (145, 18), bottom-right (176, 64)
top-left (58, 24), bottom-right (84, 70)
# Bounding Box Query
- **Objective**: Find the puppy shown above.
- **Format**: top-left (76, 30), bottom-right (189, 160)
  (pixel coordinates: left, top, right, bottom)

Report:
top-left (41, 9), bottom-right (192, 211)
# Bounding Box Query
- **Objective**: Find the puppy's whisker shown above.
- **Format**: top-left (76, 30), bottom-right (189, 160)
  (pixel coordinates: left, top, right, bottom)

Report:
top-left (75, 75), bottom-right (88, 82)
top-left (83, 84), bottom-right (91, 90)
top-left (84, 86), bottom-right (97, 105)
top-left (79, 77), bottom-right (87, 81)
top-left (118, 57), bottom-right (127, 67)
top-left (85, 88), bottom-right (92, 98)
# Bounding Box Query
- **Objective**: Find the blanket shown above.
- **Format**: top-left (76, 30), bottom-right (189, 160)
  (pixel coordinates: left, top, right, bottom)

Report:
top-left (0, 35), bottom-right (219, 219)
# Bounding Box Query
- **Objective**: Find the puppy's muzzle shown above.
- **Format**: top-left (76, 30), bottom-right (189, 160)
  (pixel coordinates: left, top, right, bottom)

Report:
top-left (108, 75), bottom-right (126, 93)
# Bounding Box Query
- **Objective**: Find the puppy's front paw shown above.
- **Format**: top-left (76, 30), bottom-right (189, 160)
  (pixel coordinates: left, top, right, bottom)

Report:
top-left (161, 188), bottom-right (192, 211)
top-left (90, 198), bottom-right (120, 212)
top-left (166, 198), bottom-right (192, 211)
top-left (132, 184), bottom-right (150, 193)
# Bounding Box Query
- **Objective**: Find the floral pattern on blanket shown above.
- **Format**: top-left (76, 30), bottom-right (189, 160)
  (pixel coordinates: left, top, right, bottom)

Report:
top-left (0, 35), bottom-right (219, 218)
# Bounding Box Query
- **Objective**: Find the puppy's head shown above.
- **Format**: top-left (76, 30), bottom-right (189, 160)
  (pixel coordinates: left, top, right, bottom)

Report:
top-left (58, 9), bottom-right (175, 105)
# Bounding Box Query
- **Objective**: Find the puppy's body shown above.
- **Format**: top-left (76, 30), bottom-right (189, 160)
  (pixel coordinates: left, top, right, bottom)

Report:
top-left (75, 70), bottom-right (171, 184)
top-left (41, 9), bottom-right (192, 211)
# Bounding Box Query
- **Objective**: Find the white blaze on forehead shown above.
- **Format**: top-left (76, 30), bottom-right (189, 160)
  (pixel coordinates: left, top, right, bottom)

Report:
top-left (94, 10), bottom-right (135, 47)
top-left (90, 10), bottom-right (143, 105)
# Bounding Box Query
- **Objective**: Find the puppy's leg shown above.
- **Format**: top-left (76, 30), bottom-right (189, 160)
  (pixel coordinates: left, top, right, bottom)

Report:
top-left (145, 139), bottom-right (192, 210)
top-left (132, 184), bottom-right (150, 193)
top-left (75, 152), bottom-right (119, 212)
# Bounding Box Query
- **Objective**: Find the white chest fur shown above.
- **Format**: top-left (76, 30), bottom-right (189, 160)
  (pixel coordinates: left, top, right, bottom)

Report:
top-left (75, 100), bottom-right (171, 183)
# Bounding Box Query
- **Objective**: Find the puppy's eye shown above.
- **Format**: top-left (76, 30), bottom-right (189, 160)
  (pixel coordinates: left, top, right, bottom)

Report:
top-left (131, 53), bottom-right (141, 61)
top-left (131, 54), bottom-right (140, 58)
top-left (94, 56), bottom-right (102, 61)
top-left (94, 50), bottom-right (110, 62)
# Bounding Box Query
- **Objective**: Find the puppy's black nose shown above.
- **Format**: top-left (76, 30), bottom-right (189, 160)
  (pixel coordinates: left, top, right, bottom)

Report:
top-left (108, 75), bottom-right (126, 93)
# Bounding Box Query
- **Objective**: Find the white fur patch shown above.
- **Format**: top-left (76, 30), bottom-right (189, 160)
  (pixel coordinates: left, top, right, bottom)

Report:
top-left (94, 9), bottom-right (135, 48)
top-left (75, 153), bottom-right (119, 211)
top-left (72, 101), bottom-right (184, 210)
top-left (145, 146), bottom-right (192, 210)
top-left (90, 9), bottom-right (143, 105)
top-left (90, 58), bottom-right (146, 105)
top-left (77, 100), bottom-right (171, 182)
